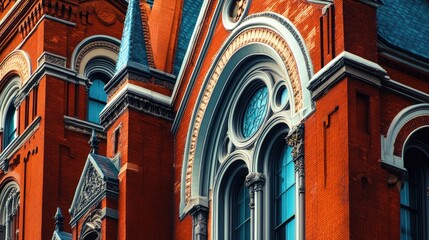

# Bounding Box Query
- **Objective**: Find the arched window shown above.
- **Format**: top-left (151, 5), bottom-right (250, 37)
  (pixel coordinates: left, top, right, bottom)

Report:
top-left (3, 102), bottom-right (17, 149)
top-left (84, 57), bottom-right (115, 124)
top-left (207, 59), bottom-right (298, 240)
top-left (87, 78), bottom-right (107, 123)
top-left (0, 181), bottom-right (20, 240)
top-left (400, 128), bottom-right (429, 240)
top-left (274, 145), bottom-right (295, 239)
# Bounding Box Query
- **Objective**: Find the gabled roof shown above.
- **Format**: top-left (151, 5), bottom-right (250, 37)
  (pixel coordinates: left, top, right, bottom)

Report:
top-left (69, 154), bottom-right (119, 226)
top-left (52, 231), bottom-right (72, 240)
top-left (116, 0), bottom-right (150, 72)
top-left (377, 0), bottom-right (429, 60)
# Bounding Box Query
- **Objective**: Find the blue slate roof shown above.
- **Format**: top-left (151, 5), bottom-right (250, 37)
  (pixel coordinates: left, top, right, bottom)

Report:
top-left (377, 0), bottom-right (429, 60)
top-left (116, 0), bottom-right (149, 72)
top-left (173, 0), bottom-right (204, 75)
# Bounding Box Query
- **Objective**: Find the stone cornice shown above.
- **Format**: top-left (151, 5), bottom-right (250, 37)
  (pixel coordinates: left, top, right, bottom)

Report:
top-left (308, 51), bottom-right (388, 100)
top-left (100, 83), bottom-right (174, 129)
top-left (105, 62), bottom-right (176, 97)
top-left (64, 116), bottom-right (106, 139)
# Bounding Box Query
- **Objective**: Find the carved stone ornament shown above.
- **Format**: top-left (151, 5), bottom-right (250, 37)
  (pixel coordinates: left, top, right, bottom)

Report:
top-left (245, 172), bottom-right (265, 209)
top-left (286, 123), bottom-right (304, 161)
top-left (71, 164), bottom-right (105, 217)
top-left (37, 52), bottom-right (66, 67)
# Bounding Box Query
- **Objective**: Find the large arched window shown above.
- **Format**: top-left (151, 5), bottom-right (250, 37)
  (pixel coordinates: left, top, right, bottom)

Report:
top-left (0, 181), bottom-right (20, 240)
top-left (206, 58), bottom-right (299, 240)
top-left (400, 128), bottom-right (429, 240)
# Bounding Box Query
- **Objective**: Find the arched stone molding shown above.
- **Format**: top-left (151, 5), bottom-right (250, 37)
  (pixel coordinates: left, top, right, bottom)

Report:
top-left (0, 50), bottom-right (31, 85)
top-left (381, 103), bottom-right (429, 171)
top-left (180, 12), bottom-right (313, 215)
top-left (71, 35), bottom-right (120, 77)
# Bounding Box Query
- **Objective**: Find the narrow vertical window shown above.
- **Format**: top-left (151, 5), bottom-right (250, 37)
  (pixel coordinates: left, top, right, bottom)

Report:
top-left (32, 85), bottom-right (38, 118)
top-left (232, 176), bottom-right (250, 240)
top-left (88, 79), bottom-right (107, 123)
top-left (114, 127), bottom-right (120, 154)
top-left (356, 92), bottom-right (370, 133)
top-left (274, 145), bottom-right (295, 240)
top-left (3, 103), bottom-right (17, 149)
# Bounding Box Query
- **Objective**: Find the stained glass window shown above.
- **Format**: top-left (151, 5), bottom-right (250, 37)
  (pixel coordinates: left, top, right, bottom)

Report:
top-left (242, 86), bottom-right (268, 138)
top-left (88, 79), bottom-right (107, 123)
top-left (275, 145), bottom-right (295, 240)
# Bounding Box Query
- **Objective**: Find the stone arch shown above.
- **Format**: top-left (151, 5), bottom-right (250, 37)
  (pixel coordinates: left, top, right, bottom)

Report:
top-left (0, 50), bottom-right (31, 85)
top-left (381, 103), bottom-right (429, 170)
top-left (180, 12), bottom-right (313, 215)
top-left (71, 35), bottom-right (120, 77)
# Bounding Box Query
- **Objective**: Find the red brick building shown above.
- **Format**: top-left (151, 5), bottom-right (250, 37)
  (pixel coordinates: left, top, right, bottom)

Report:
top-left (0, 0), bottom-right (428, 239)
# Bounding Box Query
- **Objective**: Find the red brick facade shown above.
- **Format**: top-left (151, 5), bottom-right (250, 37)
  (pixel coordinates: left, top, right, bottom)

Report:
top-left (0, 0), bottom-right (427, 239)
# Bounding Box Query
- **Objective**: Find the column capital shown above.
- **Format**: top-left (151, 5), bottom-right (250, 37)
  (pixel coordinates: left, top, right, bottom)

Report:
top-left (244, 172), bottom-right (265, 191)
top-left (285, 123), bottom-right (304, 160)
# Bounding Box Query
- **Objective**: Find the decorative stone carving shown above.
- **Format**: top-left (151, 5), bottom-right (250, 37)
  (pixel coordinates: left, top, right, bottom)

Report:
top-left (286, 123), bottom-right (304, 161)
top-left (71, 165), bottom-right (105, 217)
top-left (80, 209), bottom-right (102, 240)
top-left (0, 50), bottom-right (31, 83)
top-left (245, 172), bottom-right (265, 209)
top-left (185, 27), bottom-right (302, 204)
top-left (37, 52), bottom-right (67, 67)
top-left (286, 123), bottom-right (305, 192)
top-left (190, 205), bottom-right (208, 240)
top-left (100, 91), bottom-right (175, 128)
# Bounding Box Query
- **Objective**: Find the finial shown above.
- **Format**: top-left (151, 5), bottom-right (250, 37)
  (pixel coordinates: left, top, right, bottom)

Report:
top-left (54, 207), bottom-right (64, 231)
top-left (89, 129), bottom-right (100, 154)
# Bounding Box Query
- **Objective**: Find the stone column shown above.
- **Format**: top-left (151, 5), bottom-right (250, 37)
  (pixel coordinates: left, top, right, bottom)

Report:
top-left (286, 123), bottom-right (305, 240)
top-left (190, 205), bottom-right (209, 240)
top-left (245, 172), bottom-right (265, 240)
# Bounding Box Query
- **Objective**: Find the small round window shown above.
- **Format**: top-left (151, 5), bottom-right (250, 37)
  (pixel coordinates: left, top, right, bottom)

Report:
top-left (242, 86), bottom-right (268, 138)
top-left (222, 0), bottom-right (250, 30)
